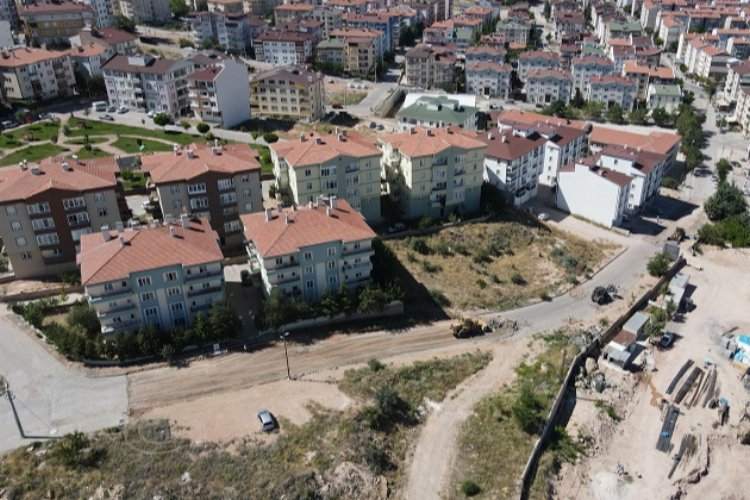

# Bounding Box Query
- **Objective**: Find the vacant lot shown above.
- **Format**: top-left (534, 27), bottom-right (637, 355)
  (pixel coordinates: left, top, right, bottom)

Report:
top-left (0, 353), bottom-right (491, 499)
top-left (385, 219), bottom-right (617, 311)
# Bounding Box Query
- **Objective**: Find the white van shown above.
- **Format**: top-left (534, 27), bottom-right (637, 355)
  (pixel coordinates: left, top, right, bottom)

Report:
top-left (92, 101), bottom-right (107, 112)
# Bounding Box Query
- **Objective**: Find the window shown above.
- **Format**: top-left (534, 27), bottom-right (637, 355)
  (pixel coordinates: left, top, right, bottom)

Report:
top-left (94, 192), bottom-right (105, 203)
top-left (327, 261), bottom-right (335, 270)
top-left (303, 251), bottom-right (312, 260)
top-left (16, 238), bottom-right (27, 250)
top-left (26, 202), bottom-right (50, 215)
top-left (137, 276), bottom-right (152, 287)
top-left (5, 205), bottom-right (16, 215)
top-left (244, 202), bottom-right (253, 211)
top-left (304, 169), bottom-right (312, 177)
top-left (242, 188), bottom-right (252, 197)
top-left (217, 178), bottom-right (234, 190)
top-left (241, 174), bottom-right (250, 183)
top-left (187, 182), bottom-right (206, 194)
top-left (173, 200), bottom-right (182, 209)
top-left (169, 185), bottom-right (181, 194)
top-left (170, 302), bottom-right (184, 312)
top-left (164, 271), bottom-right (178, 282)
top-left (21, 251), bottom-right (32, 260)
top-left (328, 276), bottom-right (337, 285)
top-left (327, 247), bottom-right (336, 256)
top-left (144, 307), bottom-right (158, 317)
top-left (71, 227), bottom-right (92, 242)
top-left (219, 192), bottom-right (237, 205)
top-left (36, 233), bottom-right (59, 246)
top-left (140, 291), bottom-right (156, 302)
top-left (62, 197), bottom-right (86, 210)
top-left (67, 211), bottom-right (90, 226)
top-left (190, 197), bottom-right (209, 210)
top-left (224, 219), bottom-right (242, 233)
top-left (97, 207), bottom-right (108, 217)
top-left (10, 221), bottom-right (21, 231)
top-left (167, 286), bottom-right (181, 296)
top-left (306, 280), bottom-right (314, 289)
top-left (321, 166), bottom-right (336, 177)
top-left (304, 265), bottom-right (313, 274)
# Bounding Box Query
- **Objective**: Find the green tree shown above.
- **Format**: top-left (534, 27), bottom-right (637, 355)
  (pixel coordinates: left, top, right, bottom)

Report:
top-left (170, 0), bottom-right (189, 17)
top-left (651, 107), bottom-right (671, 127)
top-left (716, 158), bottom-right (732, 184)
top-left (161, 343), bottom-right (177, 365)
top-left (66, 304), bottom-right (101, 338)
top-left (153, 112), bottom-right (172, 130)
top-left (320, 287), bottom-right (338, 317)
top-left (209, 301), bottom-right (241, 340)
top-left (337, 283), bottom-right (355, 315)
top-left (192, 312), bottom-right (211, 343)
top-left (358, 284), bottom-right (390, 313)
top-left (571, 88), bottom-right (585, 108)
top-left (704, 182), bottom-right (747, 221)
top-left (196, 122), bottom-right (210, 134)
top-left (543, 0), bottom-right (551, 20)
top-left (647, 252), bottom-right (672, 277)
top-left (262, 289), bottom-right (291, 330)
top-left (114, 15), bottom-right (136, 33)
top-left (136, 324), bottom-right (162, 356)
top-left (583, 101), bottom-right (603, 120)
top-left (628, 107), bottom-right (648, 124)
top-left (180, 120), bottom-right (191, 130)
top-left (512, 385), bottom-right (546, 434)
top-left (684, 146), bottom-right (704, 171)
top-left (543, 100), bottom-right (567, 117)
top-left (605, 103), bottom-right (624, 124)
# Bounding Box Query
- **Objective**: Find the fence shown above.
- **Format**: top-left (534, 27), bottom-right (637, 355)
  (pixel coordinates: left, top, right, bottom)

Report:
top-left (517, 256), bottom-right (687, 498)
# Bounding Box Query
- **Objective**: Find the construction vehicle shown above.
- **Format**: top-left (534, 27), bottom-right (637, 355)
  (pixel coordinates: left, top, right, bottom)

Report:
top-left (451, 318), bottom-right (485, 339)
top-left (591, 286), bottom-right (612, 305)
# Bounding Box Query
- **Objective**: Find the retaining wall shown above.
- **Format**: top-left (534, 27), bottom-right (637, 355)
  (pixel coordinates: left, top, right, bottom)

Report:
top-left (261, 300), bottom-right (404, 334)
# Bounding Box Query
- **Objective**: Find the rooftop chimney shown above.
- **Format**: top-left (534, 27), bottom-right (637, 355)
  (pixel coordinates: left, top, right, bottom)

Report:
top-left (488, 133), bottom-right (493, 140)
top-left (316, 137), bottom-right (323, 145)
top-left (186, 149), bottom-right (194, 159)
top-left (102, 230), bottom-right (111, 242)
top-left (264, 207), bottom-right (273, 222)
top-left (18, 162), bottom-right (25, 171)
top-left (501, 135), bottom-right (507, 143)
top-left (61, 162), bottom-right (71, 171)
top-left (284, 213), bottom-right (289, 225)
top-left (115, 221), bottom-right (124, 232)
top-left (326, 206), bottom-right (332, 217)
top-left (180, 213), bottom-right (190, 228)
top-left (169, 226), bottom-right (176, 237)
top-left (118, 236), bottom-right (125, 247)
top-left (300, 133), bottom-right (306, 142)
top-left (329, 195), bottom-right (337, 209)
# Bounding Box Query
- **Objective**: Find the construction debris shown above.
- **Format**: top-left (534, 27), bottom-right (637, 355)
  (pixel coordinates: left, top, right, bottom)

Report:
top-left (657, 405), bottom-right (680, 453)
top-left (674, 367), bottom-right (703, 405)
top-left (667, 360), bottom-right (694, 395)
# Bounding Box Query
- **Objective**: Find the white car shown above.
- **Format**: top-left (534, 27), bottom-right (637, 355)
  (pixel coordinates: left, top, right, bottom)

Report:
top-left (537, 212), bottom-right (550, 221)
top-left (117, 106), bottom-right (128, 114)
top-left (147, 110), bottom-right (157, 118)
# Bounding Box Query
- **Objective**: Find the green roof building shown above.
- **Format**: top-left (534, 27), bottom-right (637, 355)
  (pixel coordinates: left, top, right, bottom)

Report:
top-left (396, 96), bottom-right (478, 131)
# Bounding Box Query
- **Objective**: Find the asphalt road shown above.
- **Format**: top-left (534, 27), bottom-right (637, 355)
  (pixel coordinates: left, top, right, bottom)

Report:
top-left (0, 309), bottom-right (128, 453)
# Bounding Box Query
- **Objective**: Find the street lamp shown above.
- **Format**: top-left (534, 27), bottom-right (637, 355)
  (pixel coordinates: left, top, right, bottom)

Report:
top-left (280, 331), bottom-right (291, 380)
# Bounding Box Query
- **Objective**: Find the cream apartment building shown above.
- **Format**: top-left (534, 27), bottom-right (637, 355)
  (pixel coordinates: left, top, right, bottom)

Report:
top-left (249, 66), bottom-right (325, 122)
top-left (466, 62), bottom-right (512, 98)
top-left (118, 0), bottom-right (171, 23)
top-left (571, 55), bottom-right (614, 93)
top-left (526, 69), bottom-right (572, 104)
top-left (270, 131), bottom-right (382, 222)
top-left (0, 47), bottom-right (76, 101)
top-left (518, 50), bottom-right (560, 80)
top-left (586, 75), bottom-right (637, 110)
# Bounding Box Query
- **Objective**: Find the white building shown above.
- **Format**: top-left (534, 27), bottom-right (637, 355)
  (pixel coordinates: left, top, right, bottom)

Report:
top-left (571, 55), bottom-right (614, 93)
top-left (597, 145), bottom-right (668, 213)
top-left (68, 27), bottom-right (138, 76)
top-left (0, 47), bottom-right (76, 101)
top-left (242, 198), bottom-right (377, 302)
top-left (79, 217), bottom-right (225, 335)
top-left (253, 30), bottom-right (314, 65)
top-left (118, 0), bottom-right (171, 23)
top-left (724, 60), bottom-right (750, 104)
top-left (82, 0), bottom-right (114, 28)
top-left (396, 95), bottom-right (478, 131)
top-left (646, 83), bottom-right (682, 112)
top-left (517, 50), bottom-right (560, 80)
top-left (249, 66), bottom-right (325, 122)
top-left (557, 161), bottom-right (631, 227)
top-left (526, 69), bottom-right (572, 105)
top-left (465, 62), bottom-right (512, 99)
top-left (187, 59), bottom-right (251, 128)
top-left (586, 75), bottom-right (637, 111)
top-left (185, 10), bottom-right (255, 53)
top-left (0, 0), bottom-right (19, 29)
top-left (481, 127), bottom-right (545, 206)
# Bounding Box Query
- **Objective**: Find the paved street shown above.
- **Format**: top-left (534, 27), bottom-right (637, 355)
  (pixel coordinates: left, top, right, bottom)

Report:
top-left (0, 308), bottom-right (128, 453)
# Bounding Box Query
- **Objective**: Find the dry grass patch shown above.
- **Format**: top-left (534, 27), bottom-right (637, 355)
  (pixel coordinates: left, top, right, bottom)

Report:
top-left (385, 219), bottom-right (617, 311)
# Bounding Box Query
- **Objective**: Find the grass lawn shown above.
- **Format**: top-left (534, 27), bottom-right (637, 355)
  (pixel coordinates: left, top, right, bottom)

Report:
top-left (326, 91), bottom-right (368, 106)
top-left (65, 118), bottom-right (195, 146)
top-left (0, 121), bottom-right (60, 149)
top-left (66, 136), bottom-right (109, 145)
top-left (449, 332), bottom-right (583, 499)
top-left (75, 147), bottom-right (109, 160)
top-left (0, 144), bottom-right (67, 166)
top-left (121, 170), bottom-right (148, 190)
top-left (385, 217), bottom-right (616, 311)
top-left (249, 144), bottom-right (273, 175)
top-left (0, 352), bottom-right (491, 498)
top-left (112, 137), bottom-right (173, 154)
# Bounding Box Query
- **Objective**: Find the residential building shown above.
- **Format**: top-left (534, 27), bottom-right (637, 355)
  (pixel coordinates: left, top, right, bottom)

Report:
top-left (494, 17), bottom-right (530, 46)
top-left (571, 56), bottom-right (614, 93)
top-left (274, 3), bottom-right (314, 25)
top-left (249, 66), bottom-right (325, 122)
top-left (79, 217), bottom-right (225, 335)
top-left (589, 125), bottom-right (681, 167)
top-left (311, 6), bottom-right (343, 36)
top-left (379, 127), bottom-right (486, 219)
top-left (496, 108), bottom-right (589, 131)
top-left (723, 60), bottom-right (750, 104)
top-left (254, 30), bottom-right (314, 65)
top-left (658, 15), bottom-right (685, 47)
top-left (185, 10), bottom-right (256, 52)
top-left (0, 156), bottom-right (126, 279)
top-left (404, 43), bottom-right (457, 89)
top-left (556, 161), bottom-right (631, 227)
top-left (140, 143), bottom-right (263, 247)
top-left (732, 85), bottom-right (750, 137)
top-left (68, 27), bottom-right (138, 76)
top-left (525, 69), bottom-right (572, 105)
top-left (342, 11), bottom-right (398, 52)
top-left (270, 131), bottom-right (382, 222)
top-left (555, 11), bottom-right (585, 41)
top-left (621, 60), bottom-right (675, 100)
top-left (646, 83), bottom-right (682, 112)
top-left (465, 45), bottom-right (506, 63)
top-left (187, 59), bottom-right (250, 128)
top-left (0, 0), bottom-right (19, 29)
top-left (692, 45), bottom-right (733, 79)
top-left (318, 28), bottom-right (384, 76)
top-left (396, 95), bottom-right (478, 131)
top-left (20, 2), bottom-right (95, 43)
top-left (243, 0), bottom-right (282, 16)
top-left (595, 144), bottom-right (668, 212)
top-left (207, 0), bottom-right (244, 14)
top-left (517, 50), bottom-right (560, 80)
top-left (466, 62), bottom-right (512, 98)
top-left (0, 20), bottom-right (12, 48)
top-left (118, 0), bottom-right (171, 23)
top-left (0, 47), bottom-right (75, 101)
top-left (586, 75), bottom-right (637, 110)
top-left (423, 18), bottom-right (482, 50)
top-left (102, 55), bottom-right (192, 119)
top-left (242, 198), bottom-right (377, 302)
top-left (82, 0), bottom-right (113, 28)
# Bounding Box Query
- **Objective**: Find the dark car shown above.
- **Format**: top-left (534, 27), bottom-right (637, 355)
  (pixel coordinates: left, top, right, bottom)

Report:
top-left (659, 331), bottom-right (675, 349)
top-left (99, 114), bottom-right (115, 121)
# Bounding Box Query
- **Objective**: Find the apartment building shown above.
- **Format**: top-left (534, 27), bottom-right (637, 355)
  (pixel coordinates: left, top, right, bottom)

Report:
top-left (249, 66), bottom-right (325, 122)
top-left (589, 125), bottom-right (681, 167)
top-left (0, 47), bottom-right (75, 101)
top-left (185, 10), bottom-right (256, 52)
top-left (397, 95), bottom-right (478, 131)
top-left (480, 127), bottom-right (545, 206)
top-left (517, 50), bottom-right (560, 80)
top-left (658, 16), bottom-right (685, 47)
top-left (329, 27), bottom-right (385, 61)
top-left (140, 143), bottom-right (263, 248)
top-left (495, 17), bottom-right (530, 46)
top-left (20, 2), bottom-right (95, 43)
top-left (270, 131), bottom-right (382, 222)
top-left (118, 0), bottom-right (171, 23)
top-left (423, 18), bottom-right (482, 50)
top-left (647, 83), bottom-right (682, 112)
top-left (0, 0), bottom-right (19, 29)
top-left (0, 157), bottom-right (126, 279)
top-left (693, 45), bottom-right (733, 79)
top-left (585, 75), bottom-right (637, 111)
top-left (244, 0), bottom-right (282, 16)
top-left (571, 56), bottom-right (614, 93)
top-left (81, 0), bottom-right (113, 28)
top-left (557, 161), bottom-right (631, 227)
top-left (187, 59), bottom-right (250, 128)
top-left (555, 11), bottom-right (585, 41)
top-left (526, 69), bottom-right (573, 105)
top-left (733, 85), bottom-right (750, 138)
top-left (242, 198), bottom-right (376, 302)
top-left (253, 30), bottom-right (314, 65)
top-left (466, 62), bottom-right (512, 99)
top-left (596, 144), bottom-right (667, 213)
top-left (621, 60), bottom-right (675, 100)
top-left (317, 28), bottom-right (384, 76)
top-left (311, 6), bottom-right (343, 36)
top-left (342, 11), bottom-right (398, 52)
top-left (379, 127), bottom-right (486, 219)
top-left (102, 55), bottom-right (192, 119)
top-left (274, 3), bottom-right (314, 25)
top-left (465, 45), bottom-right (506, 63)
top-left (723, 60), bottom-right (750, 104)
top-left (79, 217), bottom-right (225, 335)
top-left (207, 0), bottom-right (244, 14)
top-left (68, 27), bottom-right (138, 76)
top-left (404, 43), bottom-right (457, 89)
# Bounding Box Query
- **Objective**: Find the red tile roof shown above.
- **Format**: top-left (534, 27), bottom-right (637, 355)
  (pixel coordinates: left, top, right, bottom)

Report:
top-left (379, 127), bottom-right (486, 157)
top-left (271, 131), bottom-right (380, 168)
top-left (590, 126), bottom-right (681, 157)
top-left (78, 218), bottom-right (223, 285)
top-left (0, 47), bottom-right (69, 68)
top-left (141, 143), bottom-right (260, 184)
top-left (611, 329), bottom-right (637, 347)
top-left (242, 199), bottom-right (375, 258)
top-left (519, 50), bottom-right (560, 61)
top-left (479, 128), bottom-right (545, 161)
top-left (21, 1), bottom-right (93, 15)
top-left (187, 65), bottom-right (223, 82)
top-left (527, 69), bottom-right (571, 79)
top-left (497, 109), bottom-right (588, 130)
top-left (0, 156), bottom-right (119, 203)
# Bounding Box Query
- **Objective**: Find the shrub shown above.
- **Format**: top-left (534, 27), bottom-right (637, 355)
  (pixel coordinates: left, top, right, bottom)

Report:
top-left (511, 272), bottom-right (526, 285)
top-left (66, 305), bottom-right (101, 338)
top-left (460, 480), bottom-right (481, 497)
top-left (647, 252), bottom-right (672, 277)
top-left (262, 132), bottom-right (279, 143)
top-left (50, 431), bottom-right (101, 468)
top-left (367, 358), bottom-right (386, 372)
top-left (417, 216), bottom-right (434, 230)
top-left (430, 289), bottom-right (451, 307)
top-left (410, 237), bottom-right (430, 255)
top-left (434, 241), bottom-right (452, 256)
top-left (421, 261), bottom-right (441, 273)
top-left (704, 180), bottom-right (747, 221)
top-left (477, 279), bottom-right (487, 289)
top-left (161, 344), bottom-right (177, 365)
top-left (363, 386), bottom-right (411, 431)
top-left (472, 247), bottom-right (492, 264)
top-left (196, 122), bottom-right (210, 134)
top-left (361, 440), bottom-right (392, 474)
top-left (661, 177), bottom-right (679, 189)
top-left (512, 384), bottom-right (546, 434)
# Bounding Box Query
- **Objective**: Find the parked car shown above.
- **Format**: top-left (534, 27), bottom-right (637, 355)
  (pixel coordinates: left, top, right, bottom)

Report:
top-left (99, 114), bottom-right (115, 121)
top-left (240, 269), bottom-right (252, 286)
top-left (257, 410), bottom-right (276, 432)
top-left (537, 212), bottom-right (550, 221)
top-left (387, 222), bottom-right (405, 233)
top-left (376, 124), bottom-right (384, 130)
top-left (147, 110), bottom-right (157, 118)
top-left (659, 331), bottom-right (675, 349)
top-left (369, 121), bottom-right (377, 128)
top-left (117, 106), bottom-right (128, 114)
top-left (107, 106), bottom-right (117, 113)
top-left (1, 120), bottom-right (18, 129)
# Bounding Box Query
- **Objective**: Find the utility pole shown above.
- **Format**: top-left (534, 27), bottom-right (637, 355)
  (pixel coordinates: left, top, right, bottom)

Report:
top-left (281, 331), bottom-right (291, 380)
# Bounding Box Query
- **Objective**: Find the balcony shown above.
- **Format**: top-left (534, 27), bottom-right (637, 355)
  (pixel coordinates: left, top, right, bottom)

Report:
top-left (184, 269), bottom-right (223, 282)
top-left (190, 302), bottom-right (213, 313)
top-left (90, 286), bottom-right (132, 302)
top-left (188, 284), bottom-right (223, 298)
top-left (98, 302), bottom-right (136, 317)
top-left (101, 320), bottom-right (139, 335)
